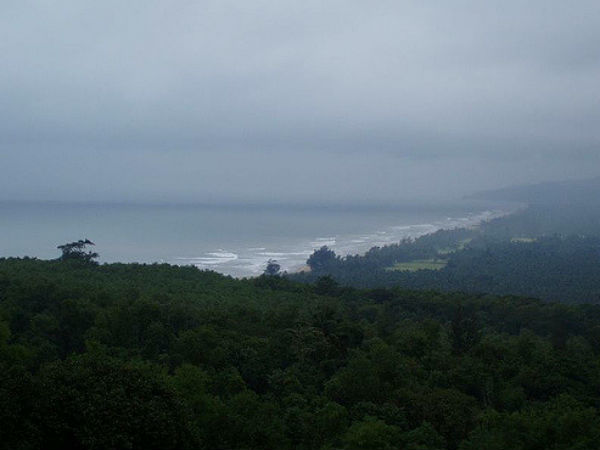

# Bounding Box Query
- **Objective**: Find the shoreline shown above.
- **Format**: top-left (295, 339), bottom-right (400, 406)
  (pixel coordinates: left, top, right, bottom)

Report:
top-left (281, 205), bottom-right (520, 276)
top-left (0, 201), bottom-right (520, 278)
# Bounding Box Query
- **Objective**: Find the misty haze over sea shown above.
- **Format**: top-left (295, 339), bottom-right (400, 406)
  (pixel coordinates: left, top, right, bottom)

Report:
top-left (0, 200), bottom-right (511, 277)
top-left (4, 2), bottom-right (600, 448)
top-left (1, 1), bottom-right (598, 274)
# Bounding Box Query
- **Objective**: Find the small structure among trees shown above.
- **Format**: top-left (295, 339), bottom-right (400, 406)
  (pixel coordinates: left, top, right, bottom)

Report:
top-left (57, 239), bottom-right (99, 263)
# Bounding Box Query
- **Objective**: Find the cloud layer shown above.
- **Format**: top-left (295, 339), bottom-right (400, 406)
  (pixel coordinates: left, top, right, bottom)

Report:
top-left (2, 1), bottom-right (599, 203)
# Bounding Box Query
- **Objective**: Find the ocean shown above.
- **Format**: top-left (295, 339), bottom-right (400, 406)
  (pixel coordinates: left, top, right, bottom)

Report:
top-left (0, 201), bottom-right (511, 277)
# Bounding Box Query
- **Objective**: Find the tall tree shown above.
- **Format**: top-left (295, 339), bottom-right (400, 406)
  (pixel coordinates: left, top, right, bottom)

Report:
top-left (57, 239), bottom-right (98, 263)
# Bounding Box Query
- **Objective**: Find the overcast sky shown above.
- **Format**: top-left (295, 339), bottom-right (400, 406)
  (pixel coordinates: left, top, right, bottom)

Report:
top-left (1, 0), bottom-right (599, 204)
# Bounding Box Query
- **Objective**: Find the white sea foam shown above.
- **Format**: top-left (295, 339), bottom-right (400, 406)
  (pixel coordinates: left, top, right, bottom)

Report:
top-left (311, 237), bottom-right (336, 247)
top-left (171, 207), bottom-right (514, 278)
top-left (238, 256), bottom-right (270, 273)
top-left (257, 251), bottom-right (310, 258)
top-left (177, 250), bottom-right (239, 266)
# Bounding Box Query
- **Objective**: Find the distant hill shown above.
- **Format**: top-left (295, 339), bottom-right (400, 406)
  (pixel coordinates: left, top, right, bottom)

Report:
top-left (292, 177), bottom-right (600, 302)
top-left (470, 177), bottom-right (600, 206)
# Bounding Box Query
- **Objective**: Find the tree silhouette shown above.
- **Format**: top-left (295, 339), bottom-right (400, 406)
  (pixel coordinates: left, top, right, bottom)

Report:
top-left (264, 259), bottom-right (281, 276)
top-left (57, 239), bottom-right (99, 263)
top-left (307, 246), bottom-right (338, 273)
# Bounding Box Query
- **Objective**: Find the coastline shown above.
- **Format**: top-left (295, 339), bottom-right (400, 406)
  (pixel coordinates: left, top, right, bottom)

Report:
top-left (0, 200), bottom-right (520, 278)
top-left (282, 205), bottom-right (520, 276)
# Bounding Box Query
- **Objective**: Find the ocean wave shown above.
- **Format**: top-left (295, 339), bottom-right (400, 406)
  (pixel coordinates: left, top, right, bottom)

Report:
top-left (257, 251), bottom-right (311, 257)
top-left (173, 207), bottom-right (514, 277)
top-left (177, 251), bottom-right (239, 266)
top-left (390, 223), bottom-right (435, 232)
top-left (311, 237), bottom-right (336, 247)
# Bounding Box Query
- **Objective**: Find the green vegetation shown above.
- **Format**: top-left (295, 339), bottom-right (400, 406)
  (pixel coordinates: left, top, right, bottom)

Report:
top-left (2, 257), bottom-right (600, 449)
top-left (510, 237), bottom-right (536, 243)
top-left (4, 179), bottom-right (600, 448)
top-left (264, 259), bottom-right (282, 276)
top-left (293, 204), bottom-right (600, 303)
top-left (388, 259), bottom-right (447, 272)
top-left (437, 238), bottom-right (472, 255)
top-left (57, 239), bottom-right (98, 263)
top-left (293, 178), bottom-right (600, 303)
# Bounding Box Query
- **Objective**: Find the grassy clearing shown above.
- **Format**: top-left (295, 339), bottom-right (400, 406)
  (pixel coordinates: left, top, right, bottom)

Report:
top-left (511, 237), bottom-right (536, 243)
top-left (388, 259), bottom-right (448, 272)
top-left (437, 238), bottom-right (473, 255)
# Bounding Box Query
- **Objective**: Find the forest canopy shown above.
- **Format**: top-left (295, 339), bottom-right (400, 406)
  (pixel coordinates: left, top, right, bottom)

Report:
top-left (292, 203), bottom-right (600, 304)
top-left (2, 257), bottom-right (600, 449)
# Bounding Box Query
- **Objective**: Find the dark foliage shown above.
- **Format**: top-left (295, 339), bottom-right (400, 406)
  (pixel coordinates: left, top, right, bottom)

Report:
top-left (57, 239), bottom-right (99, 264)
top-left (2, 258), bottom-right (600, 449)
top-left (264, 259), bottom-right (282, 276)
top-left (292, 205), bottom-right (600, 303)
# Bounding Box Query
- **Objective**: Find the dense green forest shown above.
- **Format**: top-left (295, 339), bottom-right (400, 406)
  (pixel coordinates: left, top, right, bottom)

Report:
top-left (292, 200), bottom-right (600, 304)
top-left (3, 257), bottom-right (600, 449)
top-left (4, 179), bottom-right (600, 448)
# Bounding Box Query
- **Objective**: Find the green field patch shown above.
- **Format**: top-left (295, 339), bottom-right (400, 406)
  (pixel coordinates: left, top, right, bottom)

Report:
top-left (511, 237), bottom-right (536, 243)
top-left (388, 259), bottom-right (448, 272)
top-left (437, 238), bottom-right (472, 255)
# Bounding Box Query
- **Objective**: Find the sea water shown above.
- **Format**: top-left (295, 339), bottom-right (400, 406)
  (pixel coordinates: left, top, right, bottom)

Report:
top-left (0, 201), bottom-right (511, 277)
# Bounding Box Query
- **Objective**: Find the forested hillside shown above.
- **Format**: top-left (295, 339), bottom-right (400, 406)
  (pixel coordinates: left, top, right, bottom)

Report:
top-left (292, 232), bottom-right (600, 303)
top-left (292, 181), bottom-right (600, 303)
top-left (2, 258), bottom-right (600, 449)
top-left (469, 177), bottom-right (600, 207)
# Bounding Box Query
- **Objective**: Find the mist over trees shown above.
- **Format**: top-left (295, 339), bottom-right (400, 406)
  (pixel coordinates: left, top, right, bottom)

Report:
top-left (2, 0), bottom-right (600, 448)
top-left (293, 180), bottom-right (600, 304)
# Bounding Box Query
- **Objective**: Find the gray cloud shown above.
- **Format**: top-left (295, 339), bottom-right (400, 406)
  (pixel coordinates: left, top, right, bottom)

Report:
top-left (1, 0), bottom-right (599, 203)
